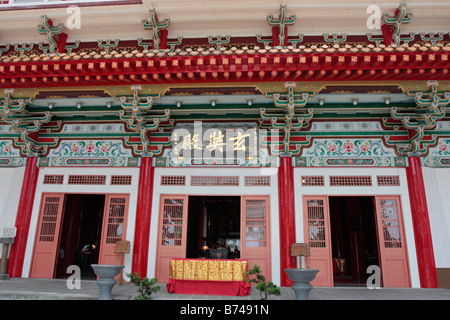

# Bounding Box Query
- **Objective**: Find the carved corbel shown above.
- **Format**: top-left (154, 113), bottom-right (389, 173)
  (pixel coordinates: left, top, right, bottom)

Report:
top-left (385, 126), bottom-right (438, 156)
top-left (9, 112), bottom-right (56, 156)
top-left (0, 93), bottom-right (31, 119)
top-left (37, 15), bottom-right (80, 54)
top-left (141, 8), bottom-right (177, 51)
top-left (0, 90), bottom-right (60, 156)
top-left (367, 3), bottom-right (414, 46)
top-left (116, 87), bottom-right (173, 156)
top-left (267, 4), bottom-right (296, 47)
top-left (384, 84), bottom-right (448, 156)
top-left (259, 82), bottom-right (314, 156)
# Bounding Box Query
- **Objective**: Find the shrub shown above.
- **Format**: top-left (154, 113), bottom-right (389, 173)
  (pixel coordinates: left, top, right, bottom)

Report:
top-left (126, 272), bottom-right (161, 300)
top-left (247, 265), bottom-right (281, 300)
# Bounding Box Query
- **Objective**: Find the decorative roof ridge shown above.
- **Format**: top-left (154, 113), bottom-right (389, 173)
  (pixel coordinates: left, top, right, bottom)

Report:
top-left (1, 41), bottom-right (449, 64)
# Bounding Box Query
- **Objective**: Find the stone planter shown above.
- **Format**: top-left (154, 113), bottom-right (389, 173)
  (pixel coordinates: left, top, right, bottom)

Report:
top-left (91, 264), bottom-right (124, 300)
top-left (284, 268), bottom-right (319, 300)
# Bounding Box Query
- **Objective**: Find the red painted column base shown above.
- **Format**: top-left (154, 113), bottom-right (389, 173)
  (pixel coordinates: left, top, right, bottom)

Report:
top-left (131, 157), bottom-right (155, 278)
top-left (7, 157), bottom-right (40, 278)
top-left (278, 156), bottom-right (296, 287)
top-left (406, 157), bottom-right (439, 288)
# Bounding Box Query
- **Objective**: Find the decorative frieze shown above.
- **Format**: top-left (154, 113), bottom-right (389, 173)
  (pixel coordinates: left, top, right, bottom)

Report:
top-left (422, 137), bottom-right (450, 167)
top-left (38, 157), bottom-right (139, 167)
top-left (293, 138), bottom-right (407, 167)
top-left (48, 140), bottom-right (132, 158)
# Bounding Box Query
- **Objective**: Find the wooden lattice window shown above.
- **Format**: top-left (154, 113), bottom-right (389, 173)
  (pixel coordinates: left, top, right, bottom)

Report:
top-left (244, 176), bottom-right (270, 186)
top-left (111, 175), bottom-right (132, 185)
top-left (105, 197), bottom-right (126, 244)
top-left (191, 176), bottom-right (239, 186)
top-left (244, 198), bottom-right (267, 247)
top-left (67, 175), bottom-right (106, 185)
top-left (377, 176), bottom-right (400, 186)
top-left (38, 196), bottom-right (62, 242)
top-left (306, 199), bottom-right (326, 248)
top-left (330, 176), bottom-right (372, 186)
top-left (161, 198), bottom-right (185, 246)
top-left (161, 176), bottom-right (186, 186)
top-left (301, 176), bottom-right (324, 186)
top-left (379, 199), bottom-right (402, 248)
top-left (43, 175), bottom-right (64, 185)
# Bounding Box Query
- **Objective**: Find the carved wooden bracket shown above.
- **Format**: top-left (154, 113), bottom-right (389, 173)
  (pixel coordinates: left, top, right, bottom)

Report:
top-left (259, 83), bottom-right (314, 156)
top-left (115, 86), bottom-right (173, 156)
top-left (384, 84), bottom-right (448, 156)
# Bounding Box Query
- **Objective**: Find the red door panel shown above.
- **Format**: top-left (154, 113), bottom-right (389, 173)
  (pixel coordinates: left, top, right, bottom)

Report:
top-left (155, 195), bottom-right (188, 283)
top-left (30, 194), bottom-right (66, 279)
top-left (375, 196), bottom-right (411, 287)
top-left (303, 196), bottom-right (333, 287)
top-left (241, 196), bottom-right (271, 281)
top-left (98, 194), bottom-right (130, 267)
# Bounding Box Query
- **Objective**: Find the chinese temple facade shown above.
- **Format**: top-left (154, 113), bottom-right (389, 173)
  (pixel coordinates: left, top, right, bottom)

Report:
top-left (0, 0), bottom-right (449, 290)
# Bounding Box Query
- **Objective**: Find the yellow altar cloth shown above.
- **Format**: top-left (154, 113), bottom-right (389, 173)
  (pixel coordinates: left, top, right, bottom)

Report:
top-left (167, 259), bottom-right (250, 296)
top-left (169, 258), bottom-right (248, 281)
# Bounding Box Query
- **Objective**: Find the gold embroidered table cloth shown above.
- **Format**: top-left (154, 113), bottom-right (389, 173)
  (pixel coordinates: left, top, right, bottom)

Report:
top-left (169, 258), bottom-right (248, 281)
top-left (167, 259), bottom-right (250, 296)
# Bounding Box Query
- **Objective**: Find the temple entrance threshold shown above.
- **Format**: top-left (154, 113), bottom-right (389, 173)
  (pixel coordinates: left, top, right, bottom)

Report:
top-left (155, 194), bottom-right (271, 283)
top-left (305, 194), bottom-right (410, 288)
top-left (329, 196), bottom-right (380, 287)
top-left (29, 193), bottom-right (129, 279)
top-left (186, 196), bottom-right (241, 259)
top-left (55, 194), bottom-right (105, 280)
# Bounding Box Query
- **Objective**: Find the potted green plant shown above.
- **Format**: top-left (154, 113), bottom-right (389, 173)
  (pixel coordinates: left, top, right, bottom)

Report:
top-left (126, 272), bottom-right (161, 300)
top-left (248, 265), bottom-right (281, 300)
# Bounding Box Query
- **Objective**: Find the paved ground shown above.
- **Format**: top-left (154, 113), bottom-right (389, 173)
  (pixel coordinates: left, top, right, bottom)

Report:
top-left (1, 278), bottom-right (450, 300)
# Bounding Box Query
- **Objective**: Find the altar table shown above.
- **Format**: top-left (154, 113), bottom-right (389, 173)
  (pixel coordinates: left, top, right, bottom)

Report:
top-left (166, 258), bottom-right (250, 296)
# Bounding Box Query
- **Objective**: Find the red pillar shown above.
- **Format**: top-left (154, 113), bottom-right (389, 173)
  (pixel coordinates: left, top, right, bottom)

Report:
top-left (131, 157), bottom-right (155, 277)
top-left (405, 156), bottom-right (438, 288)
top-left (7, 157), bottom-right (40, 278)
top-left (278, 156), bottom-right (296, 286)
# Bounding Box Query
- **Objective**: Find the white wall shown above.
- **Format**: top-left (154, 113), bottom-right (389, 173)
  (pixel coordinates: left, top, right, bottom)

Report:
top-left (293, 167), bottom-right (420, 288)
top-left (148, 167), bottom-right (280, 284)
top-left (0, 167), bottom-right (25, 258)
top-left (422, 167), bottom-right (450, 269)
top-left (21, 166), bottom-right (140, 279)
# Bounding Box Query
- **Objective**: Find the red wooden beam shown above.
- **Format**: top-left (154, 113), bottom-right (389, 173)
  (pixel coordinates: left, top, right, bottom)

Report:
top-left (1, 50), bottom-right (450, 88)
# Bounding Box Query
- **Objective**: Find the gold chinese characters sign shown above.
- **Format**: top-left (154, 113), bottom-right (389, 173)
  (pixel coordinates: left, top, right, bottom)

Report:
top-left (114, 240), bottom-right (130, 254)
top-left (169, 259), bottom-right (249, 282)
top-left (171, 123), bottom-right (259, 159)
top-left (290, 243), bottom-right (310, 257)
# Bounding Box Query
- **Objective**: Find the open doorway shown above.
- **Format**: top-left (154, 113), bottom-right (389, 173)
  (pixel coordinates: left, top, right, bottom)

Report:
top-left (329, 196), bottom-right (380, 287)
top-left (186, 196), bottom-right (241, 259)
top-left (54, 194), bottom-right (105, 280)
